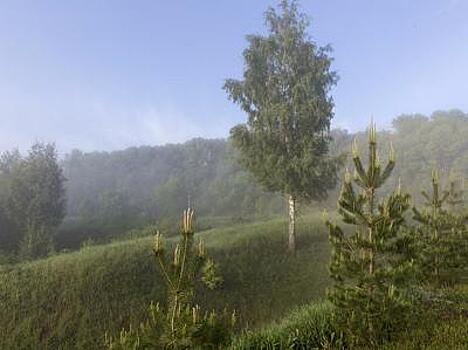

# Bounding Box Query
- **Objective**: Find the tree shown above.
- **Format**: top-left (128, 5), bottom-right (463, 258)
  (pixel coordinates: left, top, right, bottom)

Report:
top-left (446, 175), bottom-right (465, 213)
top-left (7, 142), bottom-right (66, 258)
top-left (412, 170), bottom-right (467, 285)
top-left (0, 150), bottom-right (22, 253)
top-left (98, 189), bottom-right (132, 223)
top-left (391, 110), bottom-right (468, 201)
top-left (0, 206), bottom-right (16, 256)
top-left (106, 209), bottom-right (234, 349)
top-left (224, 0), bottom-right (341, 252)
top-left (326, 124), bottom-right (413, 346)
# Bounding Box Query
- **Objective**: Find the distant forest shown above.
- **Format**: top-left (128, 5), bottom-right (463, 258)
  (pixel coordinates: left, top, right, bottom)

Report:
top-left (2, 110), bottom-right (467, 249)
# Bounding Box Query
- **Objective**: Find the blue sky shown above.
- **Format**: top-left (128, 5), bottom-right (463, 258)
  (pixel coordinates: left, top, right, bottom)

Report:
top-left (0, 0), bottom-right (467, 153)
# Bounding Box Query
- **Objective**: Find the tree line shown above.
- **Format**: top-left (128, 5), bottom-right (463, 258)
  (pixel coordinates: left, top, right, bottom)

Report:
top-left (61, 111), bottom-right (468, 244)
top-left (0, 111), bottom-right (467, 257)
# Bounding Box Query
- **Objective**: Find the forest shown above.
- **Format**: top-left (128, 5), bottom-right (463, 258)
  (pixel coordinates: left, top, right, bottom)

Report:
top-left (0, 1), bottom-right (467, 349)
top-left (1, 110), bottom-right (466, 253)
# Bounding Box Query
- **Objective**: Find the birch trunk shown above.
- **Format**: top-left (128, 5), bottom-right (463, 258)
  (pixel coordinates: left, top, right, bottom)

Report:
top-left (288, 194), bottom-right (296, 253)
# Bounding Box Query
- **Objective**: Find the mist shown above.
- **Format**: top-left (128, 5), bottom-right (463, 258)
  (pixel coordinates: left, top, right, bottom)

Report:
top-left (1, 2), bottom-right (467, 349)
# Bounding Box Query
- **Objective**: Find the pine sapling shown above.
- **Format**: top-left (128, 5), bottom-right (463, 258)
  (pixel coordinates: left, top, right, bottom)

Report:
top-left (107, 209), bottom-right (234, 350)
top-left (326, 123), bottom-right (412, 346)
top-left (413, 171), bottom-right (467, 285)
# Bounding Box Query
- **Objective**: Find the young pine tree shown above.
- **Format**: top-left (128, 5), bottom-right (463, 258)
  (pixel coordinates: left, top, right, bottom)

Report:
top-left (107, 209), bottom-right (234, 350)
top-left (412, 171), bottom-right (467, 285)
top-left (326, 124), bottom-right (413, 346)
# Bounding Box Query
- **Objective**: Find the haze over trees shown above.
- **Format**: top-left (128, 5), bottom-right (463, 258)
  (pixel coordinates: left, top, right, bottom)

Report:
top-left (0, 111), bottom-right (466, 255)
top-left (58, 139), bottom-right (285, 248)
top-left (224, 0), bottom-right (342, 252)
top-left (0, 143), bottom-right (65, 259)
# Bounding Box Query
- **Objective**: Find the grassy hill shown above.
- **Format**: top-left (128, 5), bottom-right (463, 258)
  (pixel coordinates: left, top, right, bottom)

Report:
top-left (0, 213), bottom-right (332, 349)
top-left (232, 294), bottom-right (468, 349)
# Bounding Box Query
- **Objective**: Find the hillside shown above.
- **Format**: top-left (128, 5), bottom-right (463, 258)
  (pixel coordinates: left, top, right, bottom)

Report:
top-left (0, 213), bottom-right (331, 349)
top-left (232, 293), bottom-right (468, 349)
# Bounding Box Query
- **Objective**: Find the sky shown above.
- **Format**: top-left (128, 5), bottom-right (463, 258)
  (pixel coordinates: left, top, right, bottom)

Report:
top-left (0, 0), bottom-right (467, 154)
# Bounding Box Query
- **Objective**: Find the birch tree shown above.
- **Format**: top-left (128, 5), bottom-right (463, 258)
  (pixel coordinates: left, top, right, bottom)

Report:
top-left (224, 0), bottom-right (341, 252)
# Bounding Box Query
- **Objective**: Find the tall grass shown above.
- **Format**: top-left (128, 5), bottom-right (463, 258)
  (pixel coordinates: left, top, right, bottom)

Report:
top-left (231, 301), bottom-right (345, 349)
top-left (231, 291), bottom-right (468, 350)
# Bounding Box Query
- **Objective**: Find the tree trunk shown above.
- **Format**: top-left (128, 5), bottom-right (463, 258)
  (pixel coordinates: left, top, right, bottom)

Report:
top-left (288, 194), bottom-right (296, 253)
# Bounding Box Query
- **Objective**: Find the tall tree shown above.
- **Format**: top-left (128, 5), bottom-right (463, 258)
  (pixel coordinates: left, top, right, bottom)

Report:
top-left (7, 142), bottom-right (66, 258)
top-left (0, 150), bottom-right (22, 252)
top-left (224, 0), bottom-right (341, 252)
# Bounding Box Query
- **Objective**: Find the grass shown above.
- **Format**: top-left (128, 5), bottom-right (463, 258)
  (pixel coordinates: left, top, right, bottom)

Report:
top-left (231, 283), bottom-right (468, 349)
top-left (0, 212), bottom-right (331, 349)
top-left (231, 301), bottom-right (344, 349)
top-left (231, 297), bottom-right (468, 350)
top-left (379, 317), bottom-right (468, 350)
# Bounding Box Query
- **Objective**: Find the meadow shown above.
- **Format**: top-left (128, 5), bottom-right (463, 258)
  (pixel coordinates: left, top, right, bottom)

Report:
top-left (0, 213), bottom-right (332, 349)
top-left (1, 210), bottom-right (467, 349)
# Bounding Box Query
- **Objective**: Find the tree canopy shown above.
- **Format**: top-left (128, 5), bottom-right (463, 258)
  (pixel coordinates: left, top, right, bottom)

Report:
top-left (0, 143), bottom-right (66, 258)
top-left (224, 0), bottom-right (340, 202)
top-left (224, 0), bottom-right (342, 251)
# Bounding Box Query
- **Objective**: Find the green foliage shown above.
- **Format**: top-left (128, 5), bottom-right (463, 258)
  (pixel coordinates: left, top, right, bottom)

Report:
top-left (0, 150), bottom-right (23, 253)
top-left (390, 110), bottom-right (468, 202)
top-left (326, 124), bottom-right (414, 347)
top-left (58, 139), bottom-right (284, 248)
top-left (379, 285), bottom-right (468, 350)
top-left (107, 302), bottom-right (235, 350)
top-left (18, 224), bottom-right (54, 260)
top-left (231, 301), bottom-right (344, 349)
top-left (0, 214), bottom-right (331, 349)
top-left (202, 258), bottom-right (223, 290)
top-left (0, 143), bottom-right (66, 258)
top-left (224, 0), bottom-right (340, 200)
top-left (98, 189), bottom-right (134, 223)
top-left (383, 318), bottom-right (468, 350)
top-left (412, 171), bottom-right (468, 285)
top-left (0, 205), bottom-right (16, 255)
top-left (234, 286), bottom-right (468, 350)
top-left (446, 176), bottom-right (465, 213)
top-left (25, 111), bottom-right (464, 251)
top-left (106, 209), bottom-right (234, 349)
top-left (224, 0), bottom-right (342, 251)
